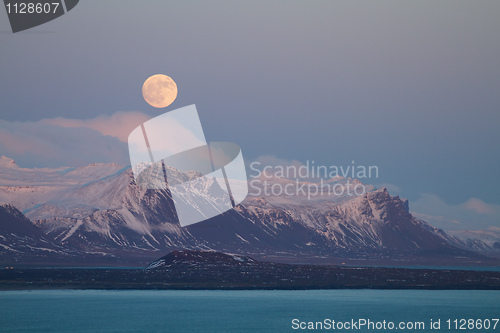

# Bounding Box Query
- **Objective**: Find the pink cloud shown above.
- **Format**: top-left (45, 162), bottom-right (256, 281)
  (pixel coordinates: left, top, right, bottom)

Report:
top-left (411, 193), bottom-right (500, 230)
top-left (43, 111), bottom-right (151, 142)
top-left (463, 198), bottom-right (497, 214)
top-left (0, 118), bottom-right (129, 168)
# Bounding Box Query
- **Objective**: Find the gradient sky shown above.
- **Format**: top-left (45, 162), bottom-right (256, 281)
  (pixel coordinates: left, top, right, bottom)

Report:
top-left (1, 1), bottom-right (499, 230)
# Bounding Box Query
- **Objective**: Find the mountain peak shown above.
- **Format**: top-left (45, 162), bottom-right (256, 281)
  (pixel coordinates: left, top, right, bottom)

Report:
top-left (368, 187), bottom-right (390, 199)
top-left (0, 203), bottom-right (25, 219)
top-left (363, 187), bottom-right (411, 221)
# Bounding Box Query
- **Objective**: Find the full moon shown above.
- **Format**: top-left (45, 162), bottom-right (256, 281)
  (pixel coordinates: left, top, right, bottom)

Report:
top-left (142, 74), bottom-right (178, 108)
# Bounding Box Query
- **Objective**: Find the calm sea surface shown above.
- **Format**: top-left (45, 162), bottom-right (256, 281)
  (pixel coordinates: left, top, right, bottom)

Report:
top-left (0, 290), bottom-right (499, 332)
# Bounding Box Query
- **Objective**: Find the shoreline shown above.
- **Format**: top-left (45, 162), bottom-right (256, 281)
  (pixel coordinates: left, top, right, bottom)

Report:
top-left (2, 265), bottom-right (499, 291)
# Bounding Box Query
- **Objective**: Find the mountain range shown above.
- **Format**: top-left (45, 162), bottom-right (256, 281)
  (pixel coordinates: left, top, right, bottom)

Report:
top-left (0, 156), bottom-right (498, 266)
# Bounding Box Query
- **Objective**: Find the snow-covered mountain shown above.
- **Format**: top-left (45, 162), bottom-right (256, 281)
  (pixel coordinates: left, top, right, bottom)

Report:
top-left (0, 156), bottom-right (492, 265)
top-left (0, 204), bottom-right (69, 263)
top-left (447, 227), bottom-right (500, 256)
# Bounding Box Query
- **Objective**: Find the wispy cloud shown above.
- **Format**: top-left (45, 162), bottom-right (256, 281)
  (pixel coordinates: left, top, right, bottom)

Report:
top-left (463, 198), bottom-right (497, 215)
top-left (247, 155), bottom-right (307, 179)
top-left (0, 114), bottom-right (137, 168)
top-left (42, 111), bottom-right (151, 142)
top-left (411, 193), bottom-right (500, 231)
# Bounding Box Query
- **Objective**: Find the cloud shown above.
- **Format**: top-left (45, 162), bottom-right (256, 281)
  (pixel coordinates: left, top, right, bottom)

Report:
top-left (410, 193), bottom-right (500, 231)
top-left (0, 110), bottom-right (214, 169)
top-left (247, 155), bottom-right (306, 179)
top-left (0, 117), bottom-right (130, 168)
top-left (42, 111), bottom-right (151, 142)
top-left (463, 198), bottom-right (497, 214)
top-left (250, 155), bottom-right (305, 169)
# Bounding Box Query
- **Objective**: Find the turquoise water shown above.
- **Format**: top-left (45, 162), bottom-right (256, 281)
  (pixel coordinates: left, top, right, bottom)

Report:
top-left (0, 290), bottom-right (499, 332)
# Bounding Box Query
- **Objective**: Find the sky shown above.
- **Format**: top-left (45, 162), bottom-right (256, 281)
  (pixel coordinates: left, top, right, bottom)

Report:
top-left (1, 1), bottom-right (499, 231)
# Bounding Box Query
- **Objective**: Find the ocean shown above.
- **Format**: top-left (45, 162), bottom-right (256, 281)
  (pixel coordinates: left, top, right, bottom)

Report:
top-left (1, 289), bottom-right (498, 332)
